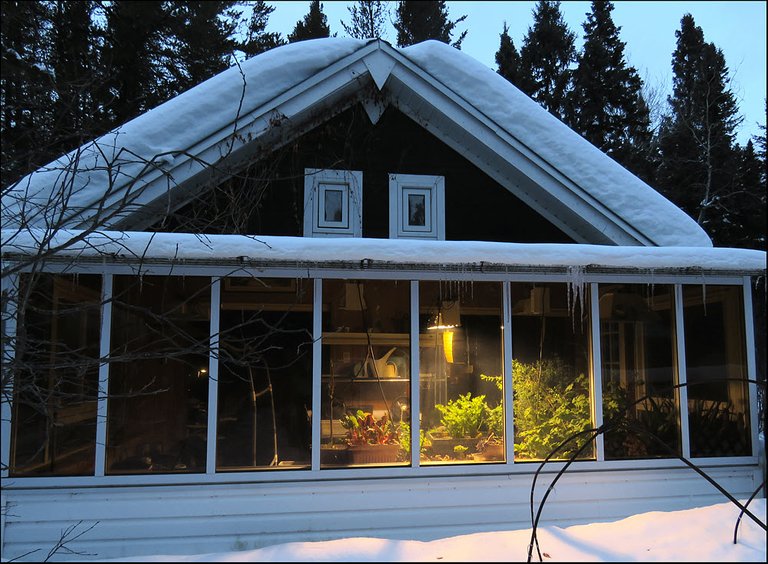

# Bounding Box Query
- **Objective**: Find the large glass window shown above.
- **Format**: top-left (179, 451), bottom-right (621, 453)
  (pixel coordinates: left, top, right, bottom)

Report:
top-left (107, 276), bottom-right (211, 474)
top-left (10, 274), bottom-right (102, 476)
top-left (510, 283), bottom-right (594, 462)
top-left (599, 284), bottom-right (680, 459)
top-left (320, 280), bottom-right (410, 468)
top-left (683, 285), bottom-right (751, 457)
top-left (217, 278), bottom-right (313, 471)
top-left (419, 281), bottom-right (504, 464)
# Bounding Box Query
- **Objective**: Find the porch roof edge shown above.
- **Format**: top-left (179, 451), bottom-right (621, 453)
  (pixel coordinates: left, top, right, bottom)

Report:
top-left (2, 230), bottom-right (765, 277)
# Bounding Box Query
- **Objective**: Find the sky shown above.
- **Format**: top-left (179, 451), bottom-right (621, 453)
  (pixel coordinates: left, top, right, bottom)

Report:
top-left (263, 1), bottom-right (767, 146)
top-left (102, 498), bottom-right (767, 562)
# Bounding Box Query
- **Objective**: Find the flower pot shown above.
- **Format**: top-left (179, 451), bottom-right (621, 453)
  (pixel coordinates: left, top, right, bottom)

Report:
top-left (474, 442), bottom-right (504, 461)
top-left (426, 436), bottom-right (480, 458)
top-left (347, 443), bottom-right (400, 465)
top-left (320, 444), bottom-right (350, 466)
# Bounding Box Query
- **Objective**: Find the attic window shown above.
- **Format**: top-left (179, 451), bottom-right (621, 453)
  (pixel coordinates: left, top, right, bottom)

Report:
top-left (304, 168), bottom-right (363, 237)
top-left (389, 173), bottom-right (445, 240)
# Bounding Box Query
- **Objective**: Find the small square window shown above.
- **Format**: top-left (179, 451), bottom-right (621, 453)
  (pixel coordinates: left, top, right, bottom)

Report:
top-left (389, 174), bottom-right (445, 239)
top-left (304, 169), bottom-right (362, 237)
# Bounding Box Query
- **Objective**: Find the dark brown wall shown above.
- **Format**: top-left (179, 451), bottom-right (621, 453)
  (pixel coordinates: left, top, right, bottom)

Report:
top-left (161, 104), bottom-right (574, 243)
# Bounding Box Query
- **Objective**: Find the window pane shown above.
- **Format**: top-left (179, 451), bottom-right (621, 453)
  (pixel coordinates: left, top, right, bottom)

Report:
top-left (217, 278), bottom-right (313, 471)
top-left (107, 276), bottom-right (210, 474)
top-left (599, 284), bottom-right (680, 459)
top-left (11, 274), bottom-right (102, 476)
top-left (420, 281), bottom-right (504, 465)
top-left (511, 283), bottom-right (594, 461)
top-left (321, 280), bottom-right (410, 468)
top-left (324, 189), bottom-right (343, 222)
top-left (683, 285), bottom-right (751, 457)
top-left (408, 194), bottom-right (426, 226)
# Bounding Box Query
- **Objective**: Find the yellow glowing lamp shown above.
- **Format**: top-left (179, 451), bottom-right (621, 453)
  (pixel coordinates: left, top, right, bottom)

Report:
top-left (442, 330), bottom-right (454, 363)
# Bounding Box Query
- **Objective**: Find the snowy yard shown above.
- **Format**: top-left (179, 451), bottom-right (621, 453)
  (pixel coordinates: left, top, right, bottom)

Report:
top-left (104, 498), bottom-right (766, 562)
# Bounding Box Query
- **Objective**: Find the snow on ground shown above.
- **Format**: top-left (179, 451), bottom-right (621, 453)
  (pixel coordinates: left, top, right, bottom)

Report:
top-left (103, 498), bottom-right (766, 562)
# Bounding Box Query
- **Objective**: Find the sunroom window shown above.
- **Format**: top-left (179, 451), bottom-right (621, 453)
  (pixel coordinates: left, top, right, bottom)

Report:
top-left (320, 279), bottom-right (411, 468)
top-left (683, 285), bottom-right (751, 457)
top-left (418, 281), bottom-right (504, 464)
top-left (10, 274), bottom-right (102, 477)
top-left (598, 284), bottom-right (680, 459)
top-left (106, 276), bottom-right (211, 474)
top-left (510, 282), bottom-right (594, 461)
top-left (216, 277), bottom-right (314, 471)
top-left (6, 273), bottom-right (756, 480)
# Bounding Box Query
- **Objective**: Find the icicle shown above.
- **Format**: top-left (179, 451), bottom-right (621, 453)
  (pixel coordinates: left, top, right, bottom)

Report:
top-left (566, 265), bottom-right (586, 331)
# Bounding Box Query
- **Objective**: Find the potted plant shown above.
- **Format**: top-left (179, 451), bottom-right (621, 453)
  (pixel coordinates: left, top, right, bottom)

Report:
top-left (340, 409), bottom-right (401, 464)
top-left (473, 374), bottom-right (505, 460)
top-left (427, 392), bottom-right (488, 458)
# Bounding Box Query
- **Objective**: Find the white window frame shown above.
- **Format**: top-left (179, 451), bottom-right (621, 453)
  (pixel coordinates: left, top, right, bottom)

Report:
top-left (304, 168), bottom-right (363, 237)
top-left (1, 263), bottom-right (758, 488)
top-left (389, 173), bottom-right (445, 240)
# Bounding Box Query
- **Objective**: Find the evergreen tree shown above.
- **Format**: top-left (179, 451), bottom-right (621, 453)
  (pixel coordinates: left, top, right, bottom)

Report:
top-left (1, 0), bottom-right (55, 184)
top-left (341, 0), bottom-right (388, 40)
top-left (495, 22), bottom-right (521, 87)
top-left (656, 14), bottom-right (741, 245)
top-left (568, 1), bottom-right (652, 182)
top-left (100, 0), bottom-right (175, 125)
top-left (394, 0), bottom-right (467, 48)
top-left (50, 0), bottom-right (102, 152)
top-left (241, 0), bottom-right (285, 57)
top-left (166, 1), bottom-right (240, 92)
top-left (727, 140), bottom-right (766, 249)
top-left (288, 0), bottom-right (331, 43)
top-left (518, 0), bottom-right (576, 121)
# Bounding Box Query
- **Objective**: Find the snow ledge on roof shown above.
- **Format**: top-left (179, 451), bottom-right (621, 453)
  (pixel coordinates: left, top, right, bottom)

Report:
top-left (2, 230), bottom-right (764, 274)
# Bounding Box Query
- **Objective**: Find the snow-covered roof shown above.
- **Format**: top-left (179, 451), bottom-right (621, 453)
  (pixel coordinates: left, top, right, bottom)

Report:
top-left (3, 230), bottom-right (763, 276)
top-left (3, 38), bottom-right (712, 248)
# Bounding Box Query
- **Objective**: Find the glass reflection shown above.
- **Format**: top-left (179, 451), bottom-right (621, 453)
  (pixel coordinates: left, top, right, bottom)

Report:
top-left (683, 285), bottom-right (751, 457)
top-left (321, 280), bottom-right (410, 468)
top-left (511, 282), bottom-right (594, 461)
top-left (419, 281), bottom-right (504, 465)
top-left (599, 284), bottom-right (680, 459)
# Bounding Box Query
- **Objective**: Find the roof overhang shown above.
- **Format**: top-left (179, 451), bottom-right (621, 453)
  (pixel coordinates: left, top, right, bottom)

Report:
top-left (3, 230), bottom-right (764, 279)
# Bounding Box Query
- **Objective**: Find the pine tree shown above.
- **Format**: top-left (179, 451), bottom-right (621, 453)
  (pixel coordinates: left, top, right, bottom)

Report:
top-left (567, 1), bottom-right (652, 182)
top-left (656, 14), bottom-right (742, 245)
top-left (1, 0), bottom-right (55, 184)
top-left (288, 0), bottom-right (331, 43)
top-left (49, 0), bottom-right (103, 154)
top-left (341, 0), bottom-right (388, 40)
top-left (727, 140), bottom-right (766, 249)
top-left (518, 0), bottom-right (576, 121)
top-left (100, 0), bottom-right (175, 125)
top-left (166, 1), bottom-right (240, 92)
top-left (495, 22), bottom-right (521, 87)
top-left (394, 0), bottom-right (467, 48)
top-left (241, 0), bottom-right (285, 57)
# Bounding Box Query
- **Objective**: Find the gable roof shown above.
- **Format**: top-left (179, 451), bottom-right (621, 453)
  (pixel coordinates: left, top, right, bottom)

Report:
top-left (2, 38), bottom-right (712, 247)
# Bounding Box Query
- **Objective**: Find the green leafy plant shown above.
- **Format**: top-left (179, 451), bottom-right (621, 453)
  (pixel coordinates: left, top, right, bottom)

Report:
top-left (396, 422), bottom-right (430, 458)
top-left (340, 410), bottom-right (398, 446)
top-left (480, 373), bottom-right (504, 443)
top-left (510, 358), bottom-right (593, 460)
top-left (435, 393), bottom-right (488, 439)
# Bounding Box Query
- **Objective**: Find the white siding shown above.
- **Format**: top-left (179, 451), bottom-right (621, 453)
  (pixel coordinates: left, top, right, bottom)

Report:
top-left (1, 465), bottom-right (761, 561)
